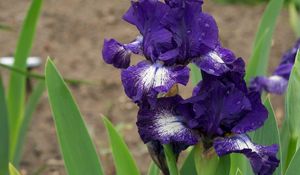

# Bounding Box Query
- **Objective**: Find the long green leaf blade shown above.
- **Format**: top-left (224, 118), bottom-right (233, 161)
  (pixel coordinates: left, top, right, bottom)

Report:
top-left (286, 50), bottom-right (300, 140)
top-left (245, 0), bottom-right (284, 82)
top-left (13, 81), bottom-right (45, 165)
top-left (7, 0), bottom-right (43, 161)
top-left (102, 117), bottom-right (140, 175)
top-left (46, 59), bottom-right (104, 175)
top-left (0, 75), bottom-right (9, 175)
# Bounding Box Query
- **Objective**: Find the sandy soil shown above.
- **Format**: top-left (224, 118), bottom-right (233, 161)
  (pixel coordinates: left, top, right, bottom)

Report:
top-left (0, 0), bottom-right (296, 174)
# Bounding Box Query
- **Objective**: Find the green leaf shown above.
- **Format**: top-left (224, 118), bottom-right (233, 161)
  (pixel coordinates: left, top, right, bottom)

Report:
top-left (180, 147), bottom-right (197, 175)
top-left (102, 117), bottom-right (140, 175)
top-left (164, 144), bottom-right (179, 175)
top-left (189, 64), bottom-right (202, 86)
top-left (0, 75), bottom-right (9, 175)
top-left (7, 0), bottom-right (43, 161)
top-left (235, 168), bottom-right (243, 175)
top-left (289, 3), bottom-right (300, 37)
top-left (252, 98), bottom-right (281, 175)
top-left (45, 59), bottom-right (104, 175)
top-left (194, 144), bottom-right (220, 175)
top-left (285, 147), bottom-right (300, 175)
top-left (245, 0), bottom-right (284, 82)
top-left (286, 50), bottom-right (300, 140)
top-left (280, 118), bottom-right (291, 173)
top-left (9, 163), bottom-right (20, 175)
top-left (147, 162), bottom-right (160, 175)
top-left (13, 81), bottom-right (45, 165)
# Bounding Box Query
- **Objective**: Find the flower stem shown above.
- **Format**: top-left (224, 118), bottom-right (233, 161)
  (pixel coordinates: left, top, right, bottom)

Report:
top-left (163, 144), bottom-right (179, 175)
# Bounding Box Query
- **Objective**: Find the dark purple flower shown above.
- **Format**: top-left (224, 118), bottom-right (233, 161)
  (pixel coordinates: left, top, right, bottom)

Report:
top-left (183, 59), bottom-right (268, 137)
top-left (102, 36), bottom-right (143, 69)
top-left (250, 39), bottom-right (300, 94)
top-left (214, 134), bottom-right (279, 175)
top-left (137, 95), bottom-right (198, 145)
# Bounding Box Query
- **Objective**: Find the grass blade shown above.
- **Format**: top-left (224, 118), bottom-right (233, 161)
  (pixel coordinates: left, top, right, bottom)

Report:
top-left (245, 0), bottom-right (284, 82)
top-left (0, 75), bottom-right (9, 175)
top-left (289, 3), bottom-right (300, 37)
top-left (163, 144), bottom-right (179, 175)
top-left (46, 59), bottom-right (104, 175)
top-left (7, 0), bottom-right (43, 161)
top-left (13, 81), bottom-right (45, 165)
top-left (147, 162), bottom-right (160, 175)
top-left (180, 147), bottom-right (197, 175)
top-left (102, 117), bottom-right (140, 175)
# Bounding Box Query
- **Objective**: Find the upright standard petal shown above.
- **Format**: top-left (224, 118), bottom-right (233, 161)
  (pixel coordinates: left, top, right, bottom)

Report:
top-left (102, 37), bottom-right (143, 69)
top-left (123, 0), bottom-right (174, 61)
top-left (214, 134), bottom-right (279, 175)
top-left (121, 60), bottom-right (189, 103)
top-left (137, 96), bottom-right (198, 145)
top-left (161, 1), bottom-right (219, 64)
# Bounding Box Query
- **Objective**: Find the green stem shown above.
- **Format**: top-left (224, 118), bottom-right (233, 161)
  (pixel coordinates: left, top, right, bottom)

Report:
top-left (163, 144), bottom-right (179, 175)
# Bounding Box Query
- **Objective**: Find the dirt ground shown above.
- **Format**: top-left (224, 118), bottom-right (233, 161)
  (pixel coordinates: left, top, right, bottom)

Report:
top-left (0, 0), bottom-right (296, 174)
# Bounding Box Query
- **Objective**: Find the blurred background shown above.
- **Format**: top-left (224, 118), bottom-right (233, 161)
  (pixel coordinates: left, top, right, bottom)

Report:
top-left (0, 0), bottom-right (296, 174)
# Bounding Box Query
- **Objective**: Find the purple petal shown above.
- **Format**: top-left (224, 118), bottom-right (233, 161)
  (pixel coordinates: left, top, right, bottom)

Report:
top-left (102, 37), bottom-right (143, 69)
top-left (121, 60), bottom-right (189, 103)
top-left (232, 91), bottom-right (268, 134)
top-left (249, 76), bottom-right (288, 95)
top-left (137, 96), bottom-right (198, 145)
top-left (161, 1), bottom-right (219, 63)
top-left (214, 134), bottom-right (279, 175)
top-left (194, 46), bottom-right (236, 76)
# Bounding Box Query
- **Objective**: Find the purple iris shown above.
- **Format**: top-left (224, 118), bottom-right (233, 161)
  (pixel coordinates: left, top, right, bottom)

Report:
top-left (101, 0), bottom-right (235, 104)
top-left (101, 1), bottom-right (280, 174)
top-left (180, 59), bottom-right (279, 175)
top-left (250, 39), bottom-right (300, 94)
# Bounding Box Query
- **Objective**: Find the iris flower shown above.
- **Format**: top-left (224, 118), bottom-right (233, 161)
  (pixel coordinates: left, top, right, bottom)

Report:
top-left (250, 39), bottom-right (300, 94)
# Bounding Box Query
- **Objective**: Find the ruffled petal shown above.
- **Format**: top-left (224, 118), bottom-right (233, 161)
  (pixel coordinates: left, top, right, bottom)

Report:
top-left (121, 60), bottom-right (190, 103)
top-left (137, 96), bottom-right (198, 145)
top-left (214, 134), bottom-right (279, 175)
top-left (102, 37), bottom-right (143, 69)
top-left (249, 75), bottom-right (288, 95)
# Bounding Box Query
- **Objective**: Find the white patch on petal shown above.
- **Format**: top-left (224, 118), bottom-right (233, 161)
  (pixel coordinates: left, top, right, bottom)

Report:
top-left (139, 63), bottom-right (170, 90)
top-left (269, 75), bottom-right (285, 82)
top-left (234, 135), bottom-right (258, 152)
top-left (154, 110), bottom-right (186, 138)
top-left (208, 51), bottom-right (224, 64)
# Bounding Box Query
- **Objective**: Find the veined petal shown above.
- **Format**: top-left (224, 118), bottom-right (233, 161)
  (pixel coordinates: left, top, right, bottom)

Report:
top-left (249, 75), bottom-right (288, 95)
top-left (121, 60), bottom-right (189, 103)
top-left (214, 134), bottom-right (279, 175)
top-left (137, 96), bottom-right (198, 145)
top-left (102, 37), bottom-right (143, 69)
